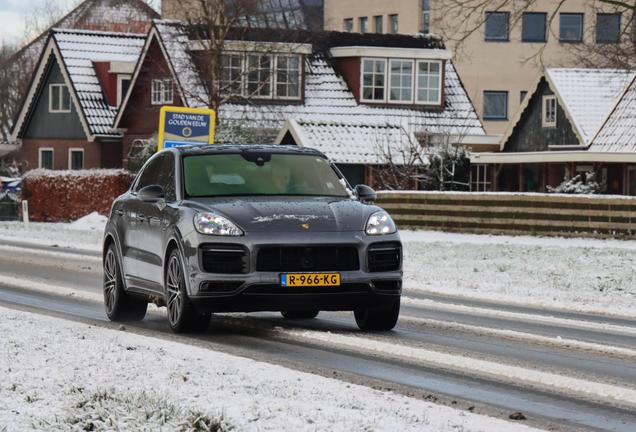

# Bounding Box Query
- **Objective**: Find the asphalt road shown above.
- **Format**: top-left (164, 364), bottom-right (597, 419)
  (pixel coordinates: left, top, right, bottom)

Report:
top-left (1, 238), bottom-right (636, 432)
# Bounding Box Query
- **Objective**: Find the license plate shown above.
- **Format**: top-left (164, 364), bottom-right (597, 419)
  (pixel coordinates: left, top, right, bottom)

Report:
top-left (280, 273), bottom-right (340, 287)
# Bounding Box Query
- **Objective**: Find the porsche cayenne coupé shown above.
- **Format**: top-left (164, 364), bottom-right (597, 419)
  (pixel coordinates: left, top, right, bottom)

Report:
top-left (103, 144), bottom-right (402, 333)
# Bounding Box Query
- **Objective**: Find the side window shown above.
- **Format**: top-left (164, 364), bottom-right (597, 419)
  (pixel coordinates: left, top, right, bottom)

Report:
top-left (155, 153), bottom-right (176, 202)
top-left (134, 156), bottom-right (163, 193)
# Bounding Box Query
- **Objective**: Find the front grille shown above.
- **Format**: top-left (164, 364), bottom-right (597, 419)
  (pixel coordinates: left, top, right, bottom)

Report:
top-left (372, 280), bottom-right (402, 291)
top-left (200, 244), bottom-right (249, 274)
top-left (368, 243), bottom-right (401, 272)
top-left (256, 246), bottom-right (360, 272)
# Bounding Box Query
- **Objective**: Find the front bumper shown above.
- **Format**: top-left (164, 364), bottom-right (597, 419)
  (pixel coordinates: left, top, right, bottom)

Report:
top-left (181, 230), bottom-right (402, 313)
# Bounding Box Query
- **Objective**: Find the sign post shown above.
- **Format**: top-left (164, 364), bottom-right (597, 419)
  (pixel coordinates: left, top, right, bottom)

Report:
top-left (157, 106), bottom-right (216, 150)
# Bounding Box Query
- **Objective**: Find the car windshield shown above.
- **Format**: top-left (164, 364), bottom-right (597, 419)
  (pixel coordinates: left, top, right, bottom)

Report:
top-left (183, 152), bottom-right (350, 197)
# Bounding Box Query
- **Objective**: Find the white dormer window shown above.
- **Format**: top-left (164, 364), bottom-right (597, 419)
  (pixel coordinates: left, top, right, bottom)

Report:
top-left (152, 79), bottom-right (173, 105)
top-left (49, 84), bottom-right (71, 113)
top-left (117, 74), bottom-right (131, 107)
top-left (542, 95), bottom-right (557, 127)
top-left (416, 60), bottom-right (441, 104)
top-left (361, 58), bottom-right (387, 102)
top-left (389, 60), bottom-right (414, 103)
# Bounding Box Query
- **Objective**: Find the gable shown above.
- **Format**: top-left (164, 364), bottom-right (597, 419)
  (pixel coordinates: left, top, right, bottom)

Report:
top-left (21, 55), bottom-right (86, 140)
top-left (504, 78), bottom-right (579, 152)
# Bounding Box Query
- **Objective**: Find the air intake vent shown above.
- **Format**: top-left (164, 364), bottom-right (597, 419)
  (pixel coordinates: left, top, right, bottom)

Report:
top-left (200, 281), bottom-right (245, 293)
top-left (256, 247), bottom-right (359, 272)
top-left (368, 243), bottom-right (401, 272)
top-left (200, 244), bottom-right (249, 274)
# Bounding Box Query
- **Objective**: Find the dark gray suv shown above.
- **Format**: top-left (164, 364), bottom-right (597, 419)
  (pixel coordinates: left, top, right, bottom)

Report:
top-left (103, 145), bottom-right (402, 333)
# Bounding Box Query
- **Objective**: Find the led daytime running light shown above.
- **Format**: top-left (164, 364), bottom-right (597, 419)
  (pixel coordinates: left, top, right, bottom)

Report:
top-left (194, 213), bottom-right (243, 236)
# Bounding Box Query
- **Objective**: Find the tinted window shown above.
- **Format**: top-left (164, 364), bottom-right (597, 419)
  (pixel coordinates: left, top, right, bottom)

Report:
top-left (522, 13), bottom-right (547, 42)
top-left (155, 153), bottom-right (176, 202)
top-left (483, 91), bottom-right (508, 120)
top-left (183, 153), bottom-right (349, 198)
top-left (560, 13), bottom-right (583, 42)
top-left (485, 12), bottom-right (509, 41)
top-left (597, 13), bottom-right (621, 43)
top-left (134, 156), bottom-right (162, 192)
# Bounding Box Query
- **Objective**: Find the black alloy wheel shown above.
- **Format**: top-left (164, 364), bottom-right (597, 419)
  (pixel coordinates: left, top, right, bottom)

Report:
top-left (166, 248), bottom-right (211, 333)
top-left (103, 244), bottom-right (147, 321)
top-left (281, 311), bottom-right (320, 319)
top-left (354, 298), bottom-right (400, 331)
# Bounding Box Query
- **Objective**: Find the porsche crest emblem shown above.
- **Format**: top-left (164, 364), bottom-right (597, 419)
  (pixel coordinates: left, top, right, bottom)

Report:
top-left (302, 224), bottom-right (309, 229)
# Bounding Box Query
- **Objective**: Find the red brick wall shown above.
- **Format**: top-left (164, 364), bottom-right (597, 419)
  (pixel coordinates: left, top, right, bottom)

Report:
top-left (19, 139), bottom-right (102, 173)
top-left (21, 169), bottom-right (134, 222)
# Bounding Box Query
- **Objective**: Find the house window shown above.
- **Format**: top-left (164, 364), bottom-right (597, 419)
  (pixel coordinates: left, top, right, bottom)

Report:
top-left (247, 54), bottom-right (272, 97)
top-left (597, 13), bottom-right (621, 43)
top-left (39, 148), bottom-right (53, 170)
top-left (560, 13), bottom-right (583, 42)
top-left (416, 60), bottom-right (441, 104)
top-left (361, 59), bottom-right (386, 102)
top-left (542, 95), bottom-right (557, 127)
top-left (276, 55), bottom-right (301, 98)
top-left (117, 75), bottom-right (131, 107)
top-left (470, 165), bottom-right (491, 191)
top-left (485, 12), bottom-right (509, 41)
top-left (344, 18), bottom-right (353, 32)
top-left (389, 14), bottom-right (398, 34)
top-left (389, 60), bottom-right (413, 103)
top-left (69, 148), bottom-right (84, 170)
top-left (522, 12), bottom-right (547, 42)
top-left (49, 84), bottom-right (71, 113)
top-left (520, 91), bottom-right (527, 103)
top-left (374, 15), bottom-right (383, 33)
top-left (359, 17), bottom-right (368, 33)
top-left (628, 166), bottom-right (636, 195)
top-left (221, 53), bottom-right (242, 94)
top-left (483, 91), bottom-right (508, 120)
top-left (421, 0), bottom-right (430, 33)
top-left (151, 79), bottom-right (173, 105)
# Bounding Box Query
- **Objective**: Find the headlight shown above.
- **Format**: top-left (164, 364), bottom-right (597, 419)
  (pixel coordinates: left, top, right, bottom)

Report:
top-left (365, 210), bottom-right (397, 235)
top-left (194, 213), bottom-right (244, 236)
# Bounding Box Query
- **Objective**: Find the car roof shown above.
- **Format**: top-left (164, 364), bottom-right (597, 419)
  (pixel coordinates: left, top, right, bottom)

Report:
top-left (174, 144), bottom-right (326, 158)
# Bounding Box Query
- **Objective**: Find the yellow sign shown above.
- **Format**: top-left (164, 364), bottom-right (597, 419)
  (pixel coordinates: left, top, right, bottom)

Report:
top-left (157, 106), bottom-right (216, 150)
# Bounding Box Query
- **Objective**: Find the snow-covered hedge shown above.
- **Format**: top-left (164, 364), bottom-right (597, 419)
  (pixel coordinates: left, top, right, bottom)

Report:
top-left (22, 169), bottom-right (134, 223)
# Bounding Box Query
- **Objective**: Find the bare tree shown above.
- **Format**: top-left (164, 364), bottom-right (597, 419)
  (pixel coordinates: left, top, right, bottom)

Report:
top-left (433, 0), bottom-right (636, 69)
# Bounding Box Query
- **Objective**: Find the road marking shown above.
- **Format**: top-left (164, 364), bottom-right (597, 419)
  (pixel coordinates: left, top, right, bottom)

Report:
top-left (403, 297), bottom-right (636, 337)
top-left (285, 327), bottom-right (636, 407)
top-left (0, 244), bottom-right (101, 263)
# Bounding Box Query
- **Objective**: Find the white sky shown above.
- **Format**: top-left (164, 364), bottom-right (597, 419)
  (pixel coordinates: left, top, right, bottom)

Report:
top-left (0, 0), bottom-right (45, 43)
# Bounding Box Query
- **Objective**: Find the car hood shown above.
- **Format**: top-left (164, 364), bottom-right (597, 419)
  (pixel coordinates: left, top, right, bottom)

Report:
top-left (185, 196), bottom-right (375, 232)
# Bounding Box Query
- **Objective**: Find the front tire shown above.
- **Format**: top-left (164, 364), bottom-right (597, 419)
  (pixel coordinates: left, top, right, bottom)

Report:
top-left (281, 310), bottom-right (319, 319)
top-left (354, 298), bottom-right (400, 331)
top-left (103, 244), bottom-right (147, 321)
top-left (166, 248), bottom-right (211, 333)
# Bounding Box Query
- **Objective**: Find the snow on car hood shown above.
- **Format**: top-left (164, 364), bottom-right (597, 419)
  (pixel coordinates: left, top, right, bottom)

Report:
top-left (187, 196), bottom-right (374, 232)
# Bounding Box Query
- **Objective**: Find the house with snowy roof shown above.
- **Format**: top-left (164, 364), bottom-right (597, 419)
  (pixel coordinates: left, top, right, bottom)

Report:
top-left (9, 29), bottom-right (146, 171)
top-left (0, 0), bottom-right (159, 167)
top-left (113, 20), bottom-right (491, 186)
top-left (470, 68), bottom-right (635, 194)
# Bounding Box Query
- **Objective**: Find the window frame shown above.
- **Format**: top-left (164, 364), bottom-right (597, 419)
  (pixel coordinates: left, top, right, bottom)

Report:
top-left (559, 13), bottom-right (584, 43)
top-left (522, 12), bottom-right (547, 43)
top-left (389, 14), bottom-right (399, 34)
top-left (374, 15), bottom-right (383, 33)
top-left (117, 74), bottom-right (131, 107)
top-left (344, 18), bottom-right (353, 32)
top-left (275, 54), bottom-right (302, 100)
top-left (49, 84), bottom-right (71, 113)
top-left (388, 59), bottom-right (415, 104)
top-left (470, 164), bottom-right (491, 192)
top-left (359, 16), bottom-right (369, 33)
top-left (483, 91), bottom-right (508, 121)
top-left (151, 79), bottom-right (173, 105)
top-left (485, 11), bottom-right (510, 42)
top-left (39, 148), bottom-right (54, 170)
top-left (68, 148), bottom-right (84, 170)
top-left (415, 60), bottom-right (442, 105)
top-left (542, 95), bottom-right (557, 127)
top-left (360, 58), bottom-right (388, 103)
top-left (596, 13), bottom-right (621, 44)
top-left (520, 91), bottom-right (528, 103)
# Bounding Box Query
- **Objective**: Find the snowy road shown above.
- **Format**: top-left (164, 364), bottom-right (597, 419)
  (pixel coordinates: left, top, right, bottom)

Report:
top-left (1, 238), bottom-right (636, 431)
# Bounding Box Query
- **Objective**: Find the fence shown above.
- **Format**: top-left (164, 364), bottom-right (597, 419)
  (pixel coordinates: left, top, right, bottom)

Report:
top-left (375, 191), bottom-right (636, 240)
top-left (0, 192), bottom-right (20, 221)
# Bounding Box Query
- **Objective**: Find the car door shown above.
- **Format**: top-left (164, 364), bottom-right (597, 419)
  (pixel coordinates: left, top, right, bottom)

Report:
top-left (136, 153), bottom-right (178, 289)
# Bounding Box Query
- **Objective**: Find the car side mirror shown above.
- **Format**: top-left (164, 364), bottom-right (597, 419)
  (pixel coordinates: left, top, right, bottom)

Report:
top-left (138, 185), bottom-right (165, 203)
top-left (355, 184), bottom-right (376, 203)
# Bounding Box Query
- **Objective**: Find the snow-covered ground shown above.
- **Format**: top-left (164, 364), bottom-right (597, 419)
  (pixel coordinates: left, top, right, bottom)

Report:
top-left (1, 214), bottom-right (634, 430)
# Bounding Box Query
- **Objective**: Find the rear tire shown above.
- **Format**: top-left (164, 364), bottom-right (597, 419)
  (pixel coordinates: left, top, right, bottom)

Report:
top-left (103, 244), bottom-right (147, 321)
top-left (281, 310), bottom-right (319, 319)
top-left (166, 248), bottom-right (211, 333)
top-left (354, 298), bottom-right (400, 331)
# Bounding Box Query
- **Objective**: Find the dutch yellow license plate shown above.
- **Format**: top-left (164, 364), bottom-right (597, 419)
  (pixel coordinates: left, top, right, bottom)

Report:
top-left (280, 273), bottom-right (340, 287)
